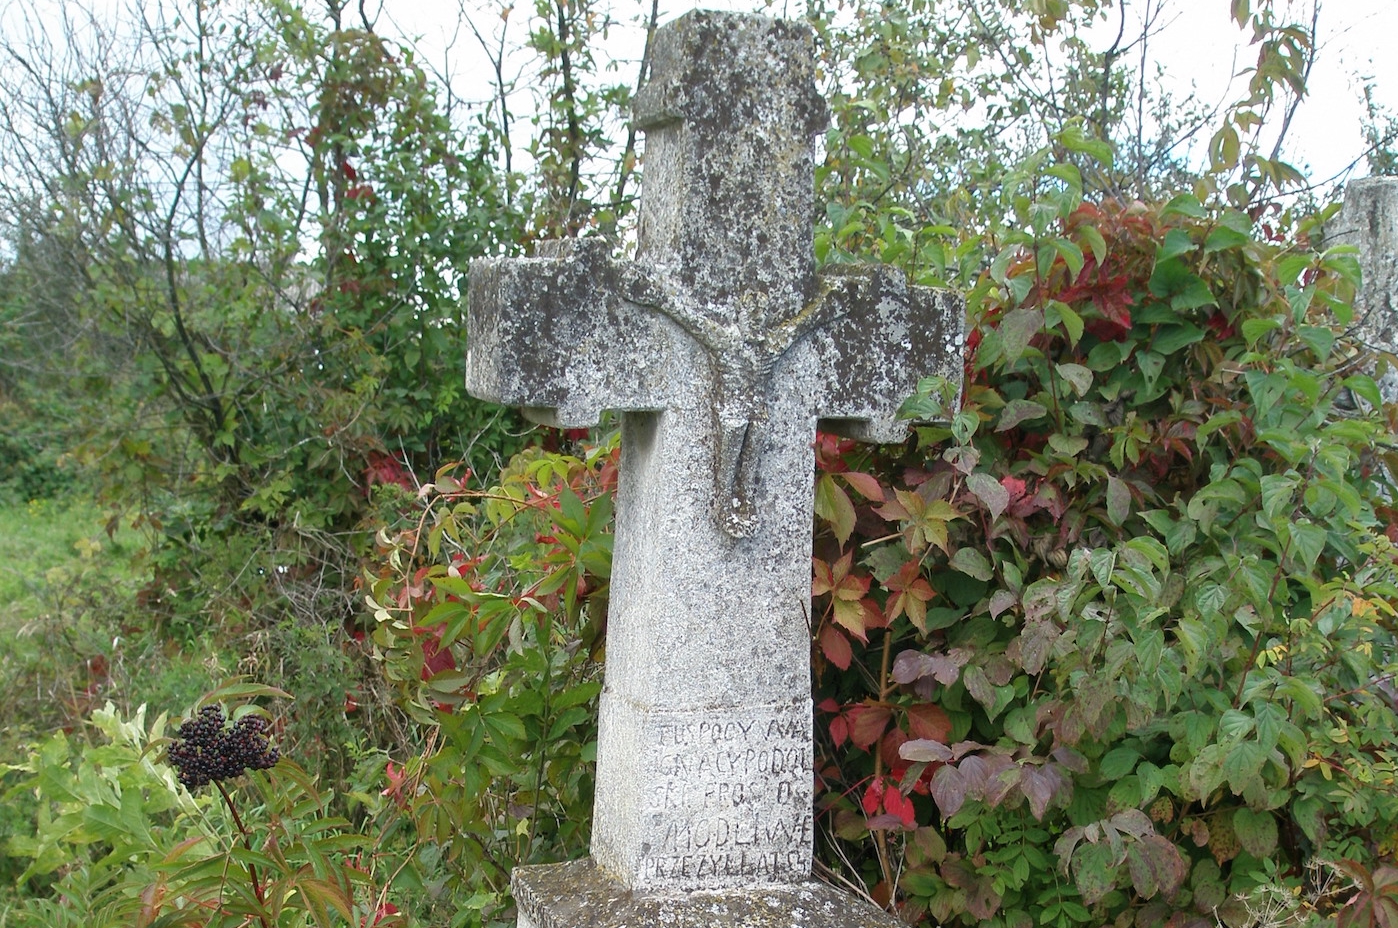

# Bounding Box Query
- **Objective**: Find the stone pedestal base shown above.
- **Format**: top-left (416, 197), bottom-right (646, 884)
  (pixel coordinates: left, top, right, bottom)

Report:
top-left (512, 859), bottom-right (907, 928)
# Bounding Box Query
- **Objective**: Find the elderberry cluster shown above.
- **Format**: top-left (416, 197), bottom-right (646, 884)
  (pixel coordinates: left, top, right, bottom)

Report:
top-left (168, 704), bottom-right (280, 790)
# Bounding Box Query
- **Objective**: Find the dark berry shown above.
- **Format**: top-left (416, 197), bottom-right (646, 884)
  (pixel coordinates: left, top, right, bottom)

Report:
top-left (168, 704), bottom-right (280, 789)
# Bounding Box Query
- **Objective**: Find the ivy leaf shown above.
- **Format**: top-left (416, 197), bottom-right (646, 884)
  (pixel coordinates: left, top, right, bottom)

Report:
top-left (820, 624), bottom-right (852, 670)
top-left (906, 703), bottom-right (953, 743)
top-left (966, 472), bottom-right (1010, 521)
top-left (847, 704), bottom-right (892, 751)
top-left (842, 470), bottom-right (886, 501)
top-left (885, 561), bottom-right (935, 631)
top-left (815, 472), bottom-right (856, 545)
top-left (875, 491), bottom-right (958, 555)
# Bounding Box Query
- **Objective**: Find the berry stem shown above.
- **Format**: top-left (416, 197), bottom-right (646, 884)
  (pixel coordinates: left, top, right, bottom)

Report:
top-left (215, 778), bottom-right (271, 928)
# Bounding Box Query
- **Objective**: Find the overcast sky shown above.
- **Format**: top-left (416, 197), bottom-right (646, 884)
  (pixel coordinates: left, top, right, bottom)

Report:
top-left (7, 0), bottom-right (1394, 197)
top-left (380, 0), bottom-right (1396, 198)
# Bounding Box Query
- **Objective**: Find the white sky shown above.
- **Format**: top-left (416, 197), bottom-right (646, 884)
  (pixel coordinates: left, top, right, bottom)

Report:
top-left (7, 0), bottom-right (1395, 195)
top-left (380, 0), bottom-right (1398, 195)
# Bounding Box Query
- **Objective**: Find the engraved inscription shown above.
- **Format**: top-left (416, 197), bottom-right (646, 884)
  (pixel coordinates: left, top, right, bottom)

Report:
top-left (637, 707), bottom-right (812, 886)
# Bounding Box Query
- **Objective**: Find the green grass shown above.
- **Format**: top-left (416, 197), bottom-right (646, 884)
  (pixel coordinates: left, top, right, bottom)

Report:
top-left (0, 496), bottom-right (126, 620)
top-left (0, 495), bottom-right (153, 737)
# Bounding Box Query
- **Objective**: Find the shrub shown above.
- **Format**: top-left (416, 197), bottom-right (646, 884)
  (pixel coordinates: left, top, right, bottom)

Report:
top-left (1, 683), bottom-right (401, 927)
top-left (809, 173), bottom-right (1398, 927)
top-left (364, 442), bottom-right (615, 925)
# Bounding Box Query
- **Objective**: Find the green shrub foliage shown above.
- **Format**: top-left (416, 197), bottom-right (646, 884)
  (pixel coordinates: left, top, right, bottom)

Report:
top-left (363, 444), bottom-right (616, 924)
top-left (808, 178), bottom-right (1398, 926)
top-left (1, 685), bottom-right (399, 927)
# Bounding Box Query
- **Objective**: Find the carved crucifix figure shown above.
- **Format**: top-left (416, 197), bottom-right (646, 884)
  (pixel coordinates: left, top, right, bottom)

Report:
top-left (467, 10), bottom-right (963, 921)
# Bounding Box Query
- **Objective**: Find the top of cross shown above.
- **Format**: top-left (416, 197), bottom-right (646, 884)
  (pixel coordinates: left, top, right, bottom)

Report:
top-left (466, 11), bottom-right (963, 538)
top-left (630, 11), bottom-right (828, 334)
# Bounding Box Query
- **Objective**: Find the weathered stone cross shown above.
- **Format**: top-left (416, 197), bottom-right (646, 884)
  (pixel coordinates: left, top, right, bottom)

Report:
top-left (466, 10), bottom-right (963, 926)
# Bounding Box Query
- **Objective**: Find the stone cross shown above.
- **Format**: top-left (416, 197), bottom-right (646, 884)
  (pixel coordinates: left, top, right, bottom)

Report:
top-left (1329, 177), bottom-right (1398, 405)
top-left (466, 11), bottom-right (963, 926)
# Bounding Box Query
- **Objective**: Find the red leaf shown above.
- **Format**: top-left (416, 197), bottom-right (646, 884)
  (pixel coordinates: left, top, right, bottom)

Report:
top-left (1127, 834), bottom-right (1188, 901)
top-left (930, 764), bottom-right (968, 817)
top-left (829, 714), bottom-right (849, 749)
top-left (881, 728), bottom-right (910, 774)
top-left (847, 704), bottom-right (893, 751)
top-left (885, 786), bottom-right (917, 828)
top-left (893, 649), bottom-right (970, 686)
top-left (907, 703), bottom-right (953, 742)
top-left (1020, 765), bottom-right (1056, 820)
top-left (820, 624), bottom-right (853, 670)
top-left (842, 470), bottom-right (886, 501)
top-left (862, 778), bottom-right (885, 816)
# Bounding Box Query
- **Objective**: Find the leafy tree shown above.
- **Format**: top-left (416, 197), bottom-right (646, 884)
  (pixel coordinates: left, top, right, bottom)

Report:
top-left (0, 0), bottom-right (526, 620)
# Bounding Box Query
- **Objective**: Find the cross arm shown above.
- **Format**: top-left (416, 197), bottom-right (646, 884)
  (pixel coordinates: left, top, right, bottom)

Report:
top-left (807, 266), bottom-right (965, 442)
top-left (466, 239), bottom-right (675, 428)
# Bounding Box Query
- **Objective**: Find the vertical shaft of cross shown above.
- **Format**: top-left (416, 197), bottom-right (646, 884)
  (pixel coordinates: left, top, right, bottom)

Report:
top-left (589, 15), bottom-right (829, 889)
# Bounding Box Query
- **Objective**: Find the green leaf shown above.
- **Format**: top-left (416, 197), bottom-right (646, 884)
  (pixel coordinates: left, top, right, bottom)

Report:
top-left (1277, 254), bottom-right (1311, 286)
top-left (1204, 225), bottom-right (1251, 253)
top-left (1057, 123), bottom-right (1114, 167)
top-left (1287, 521), bottom-right (1328, 569)
top-left (1241, 316), bottom-right (1282, 345)
top-left (1297, 324), bottom-right (1335, 361)
top-left (1189, 743), bottom-right (1229, 798)
top-left (1163, 194), bottom-right (1206, 218)
top-left (1153, 324), bottom-right (1205, 355)
top-left (1057, 301), bottom-right (1085, 344)
top-left (1053, 238), bottom-right (1085, 278)
top-left (950, 547), bottom-right (993, 581)
top-left (1000, 306), bottom-right (1043, 364)
top-left (1342, 374), bottom-right (1382, 409)
top-left (1106, 476), bottom-right (1131, 526)
top-left (1148, 257), bottom-right (1215, 310)
top-left (1100, 745), bottom-right (1140, 780)
top-left (997, 399), bottom-right (1048, 431)
top-left (1077, 224), bottom-right (1107, 266)
top-left (1232, 807), bottom-right (1278, 857)
top-left (197, 681), bottom-right (293, 706)
top-left (1223, 740), bottom-right (1266, 795)
top-left (483, 711), bottom-right (528, 743)
top-left (1056, 363), bottom-right (1093, 396)
top-left (1159, 229), bottom-right (1195, 260)
top-left (1048, 433), bottom-right (1088, 456)
top-left (815, 473), bottom-right (856, 545)
top-left (1072, 842), bottom-right (1120, 905)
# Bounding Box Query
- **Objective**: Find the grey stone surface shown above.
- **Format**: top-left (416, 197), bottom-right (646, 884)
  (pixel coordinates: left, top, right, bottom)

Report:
top-left (465, 6), bottom-right (963, 917)
top-left (513, 860), bottom-right (907, 928)
top-left (1329, 177), bottom-right (1398, 404)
